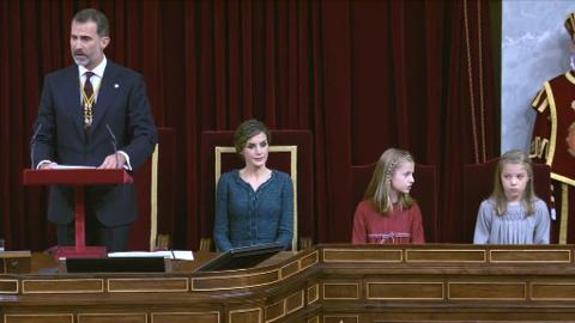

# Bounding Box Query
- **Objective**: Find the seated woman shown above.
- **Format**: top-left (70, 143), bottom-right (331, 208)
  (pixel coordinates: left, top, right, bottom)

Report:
top-left (213, 119), bottom-right (294, 251)
top-left (352, 148), bottom-right (425, 244)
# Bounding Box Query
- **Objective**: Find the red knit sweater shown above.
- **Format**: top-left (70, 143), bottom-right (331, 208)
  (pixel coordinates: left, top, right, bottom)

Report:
top-left (351, 199), bottom-right (425, 244)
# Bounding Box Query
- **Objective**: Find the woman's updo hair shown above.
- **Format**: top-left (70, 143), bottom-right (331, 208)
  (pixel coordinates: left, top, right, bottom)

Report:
top-left (233, 119), bottom-right (271, 154)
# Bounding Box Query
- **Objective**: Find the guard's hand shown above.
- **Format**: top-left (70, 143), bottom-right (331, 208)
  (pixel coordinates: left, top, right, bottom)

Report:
top-left (98, 153), bottom-right (126, 169)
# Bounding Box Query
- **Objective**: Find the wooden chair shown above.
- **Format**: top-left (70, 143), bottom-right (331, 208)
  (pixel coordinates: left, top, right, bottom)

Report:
top-left (462, 159), bottom-right (552, 243)
top-left (130, 127), bottom-right (176, 251)
top-left (199, 130), bottom-right (314, 251)
top-left (350, 163), bottom-right (438, 242)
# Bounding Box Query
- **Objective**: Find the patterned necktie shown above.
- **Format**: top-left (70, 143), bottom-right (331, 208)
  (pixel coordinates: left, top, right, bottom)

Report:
top-left (82, 72), bottom-right (95, 129)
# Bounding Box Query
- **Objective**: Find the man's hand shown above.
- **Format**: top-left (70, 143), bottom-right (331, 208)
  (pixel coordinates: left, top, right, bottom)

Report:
top-left (38, 162), bottom-right (57, 169)
top-left (98, 153), bottom-right (126, 169)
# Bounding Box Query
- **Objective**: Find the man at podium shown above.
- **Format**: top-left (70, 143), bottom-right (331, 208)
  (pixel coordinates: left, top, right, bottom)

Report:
top-left (31, 8), bottom-right (157, 252)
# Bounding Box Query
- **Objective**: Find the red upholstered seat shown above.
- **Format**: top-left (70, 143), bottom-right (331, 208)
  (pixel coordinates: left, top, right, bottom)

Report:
top-left (199, 130), bottom-right (314, 251)
top-left (462, 159), bottom-right (552, 243)
top-left (350, 163), bottom-right (438, 242)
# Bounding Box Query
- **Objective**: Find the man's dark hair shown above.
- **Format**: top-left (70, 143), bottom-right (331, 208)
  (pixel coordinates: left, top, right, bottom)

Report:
top-left (73, 8), bottom-right (109, 37)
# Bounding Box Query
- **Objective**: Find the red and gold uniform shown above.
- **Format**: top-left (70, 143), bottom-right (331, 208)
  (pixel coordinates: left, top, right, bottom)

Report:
top-left (529, 12), bottom-right (575, 244)
top-left (530, 71), bottom-right (575, 243)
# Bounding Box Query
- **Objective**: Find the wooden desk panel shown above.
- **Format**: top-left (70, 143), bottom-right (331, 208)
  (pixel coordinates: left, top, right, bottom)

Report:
top-left (150, 312), bottom-right (220, 323)
top-left (0, 251), bottom-right (31, 274)
top-left (3, 245), bottom-right (575, 323)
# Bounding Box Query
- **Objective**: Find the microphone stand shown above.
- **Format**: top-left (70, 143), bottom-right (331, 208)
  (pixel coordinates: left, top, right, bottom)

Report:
top-left (30, 123), bottom-right (42, 169)
top-left (105, 124), bottom-right (119, 168)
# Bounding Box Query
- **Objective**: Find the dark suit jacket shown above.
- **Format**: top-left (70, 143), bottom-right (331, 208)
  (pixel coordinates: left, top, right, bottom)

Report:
top-left (33, 61), bottom-right (157, 227)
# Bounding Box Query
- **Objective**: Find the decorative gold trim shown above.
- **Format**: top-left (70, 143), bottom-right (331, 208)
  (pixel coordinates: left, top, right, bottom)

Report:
top-left (150, 143), bottom-right (159, 251)
top-left (544, 81), bottom-right (558, 167)
top-left (476, 0), bottom-right (486, 162)
top-left (530, 136), bottom-right (549, 159)
top-left (4, 313), bottom-right (74, 322)
top-left (566, 71), bottom-right (575, 85)
top-left (322, 248), bottom-right (402, 263)
top-left (489, 249), bottom-right (571, 263)
top-left (322, 282), bottom-right (360, 300)
top-left (551, 172), bottom-right (575, 187)
top-left (229, 307), bottom-right (262, 323)
top-left (191, 268), bottom-right (280, 291)
top-left (289, 146), bottom-right (298, 252)
top-left (215, 145), bottom-right (298, 250)
top-left (307, 284), bottom-right (319, 304)
top-left (77, 313), bottom-right (147, 323)
top-left (405, 249), bottom-right (486, 263)
top-left (22, 278), bottom-right (104, 294)
top-left (279, 260), bottom-right (300, 280)
top-left (530, 282), bottom-right (575, 301)
top-left (533, 88), bottom-right (544, 108)
top-left (560, 183), bottom-right (569, 245)
top-left (214, 146), bottom-right (233, 188)
top-left (264, 291), bottom-right (304, 323)
top-left (322, 315), bottom-right (359, 323)
top-left (285, 289), bottom-right (305, 315)
top-left (537, 98), bottom-right (549, 113)
top-left (463, 0), bottom-right (479, 163)
top-left (0, 250), bottom-right (31, 258)
top-left (307, 316), bottom-right (319, 323)
top-left (299, 250), bottom-right (319, 270)
top-left (265, 298), bottom-right (285, 323)
top-left (365, 281), bottom-right (444, 300)
top-left (150, 311), bottom-right (220, 323)
top-left (447, 281), bottom-right (526, 300)
top-left (0, 279), bottom-right (18, 294)
top-left (107, 277), bottom-right (189, 293)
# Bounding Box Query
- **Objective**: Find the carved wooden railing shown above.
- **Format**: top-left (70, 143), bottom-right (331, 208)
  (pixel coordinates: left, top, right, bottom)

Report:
top-left (3, 244), bottom-right (575, 323)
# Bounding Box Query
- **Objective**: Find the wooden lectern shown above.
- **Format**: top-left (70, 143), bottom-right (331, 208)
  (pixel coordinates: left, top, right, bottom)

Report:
top-left (22, 168), bottom-right (133, 259)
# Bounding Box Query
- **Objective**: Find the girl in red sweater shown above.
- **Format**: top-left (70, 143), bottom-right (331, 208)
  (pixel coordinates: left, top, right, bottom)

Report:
top-left (352, 148), bottom-right (425, 244)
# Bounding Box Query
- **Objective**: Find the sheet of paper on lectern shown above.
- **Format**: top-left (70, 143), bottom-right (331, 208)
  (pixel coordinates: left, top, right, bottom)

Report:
top-left (52, 165), bottom-right (97, 169)
top-left (108, 250), bottom-right (194, 261)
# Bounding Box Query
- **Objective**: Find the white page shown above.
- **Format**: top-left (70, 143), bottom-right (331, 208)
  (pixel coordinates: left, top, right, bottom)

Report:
top-left (52, 165), bottom-right (97, 170)
top-left (108, 250), bottom-right (194, 261)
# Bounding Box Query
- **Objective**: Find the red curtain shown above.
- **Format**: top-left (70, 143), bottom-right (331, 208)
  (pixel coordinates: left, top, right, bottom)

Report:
top-left (0, 0), bottom-right (499, 250)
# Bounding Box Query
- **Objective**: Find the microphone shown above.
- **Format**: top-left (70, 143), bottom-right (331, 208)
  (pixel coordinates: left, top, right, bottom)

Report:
top-left (105, 123), bottom-right (120, 168)
top-left (30, 123), bottom-right (42, 169)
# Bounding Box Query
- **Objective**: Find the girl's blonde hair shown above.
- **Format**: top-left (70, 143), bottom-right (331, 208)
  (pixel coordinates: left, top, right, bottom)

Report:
top-left (364, 148), bottom-right (415, 214)
top-left (491, 149), bottom-right (537, 216)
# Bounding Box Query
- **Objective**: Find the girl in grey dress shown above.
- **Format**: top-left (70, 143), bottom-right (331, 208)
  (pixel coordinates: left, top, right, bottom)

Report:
top-left (473, 150), bottom-right (550, 244)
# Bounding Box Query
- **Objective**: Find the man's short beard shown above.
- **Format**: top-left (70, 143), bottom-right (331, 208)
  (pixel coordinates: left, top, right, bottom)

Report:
top-left (73, 56), bottom-right (89, 67)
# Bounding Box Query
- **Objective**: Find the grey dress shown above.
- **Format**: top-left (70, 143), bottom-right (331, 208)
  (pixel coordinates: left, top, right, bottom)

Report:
top-left (473, 198), bottom-right (550, 244)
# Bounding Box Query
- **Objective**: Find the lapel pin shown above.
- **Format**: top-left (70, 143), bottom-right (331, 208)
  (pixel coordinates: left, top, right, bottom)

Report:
top-left (114, 83), bottom-right (119, 89)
